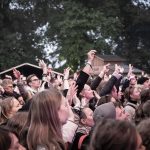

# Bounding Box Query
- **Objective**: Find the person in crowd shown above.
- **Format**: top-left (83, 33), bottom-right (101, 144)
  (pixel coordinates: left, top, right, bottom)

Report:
top-left (124, 86), bottom-right (141, 121)
top-left (137, 76), bottom-right (149, 90)
top-left (71, 101), bottom-right (128, 150)
top-left (140, 89), bottom-right (150, 104)
top-left (79, 62), bottom-right (123, 111)
top-left (134, 89), bottom-right (150, 125)
top-left (0, 126), bottom-right (26, 150)
top-left (93, 101), bottom-right (128, 123)
top-left (1, 79), bottom-right (24, 104)
top-left (0, 97), bottom-right (22, 125)
top-left (137, 119), bottom-right (150, 150)
top-left (135, 100), bottom-right (150, 125)
top-left (71, 107), bottom-right (94, 150)
top-left (89, 119), bottom-right (145, 150)
top-left (26, 74), bottom-right (41, 95)
top-left (21, 87), bottom-right (71, 150)
top-left (6, 112), bottom-right (28, 137)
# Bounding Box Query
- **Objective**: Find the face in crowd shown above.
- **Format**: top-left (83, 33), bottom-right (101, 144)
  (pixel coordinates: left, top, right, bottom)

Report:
top-left (81, 84), bottom-right (94, 100)
top-left (130, 87), bottom-right (141, 101)
top-left (80, 107), bottom-right (94, 127)
top-left (0, 127), bottom-right (26, 150)
top-left (27, 75), bottom-right (41, 89)
top-left (2, 79), bottom-right (14, 94)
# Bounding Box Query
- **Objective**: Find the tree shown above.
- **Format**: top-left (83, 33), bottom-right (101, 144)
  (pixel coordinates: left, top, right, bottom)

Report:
top-left (47, 0), bottom-right (123, 71)
top-left (0, 0), bottom-right (47, 70)
top-left (0, 0), bottom-right (150, 73)
top-left (116, 0), bottom-right (150, 73)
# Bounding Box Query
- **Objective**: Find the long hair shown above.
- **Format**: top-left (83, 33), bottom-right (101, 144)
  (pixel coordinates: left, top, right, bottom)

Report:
top-left (0, 97), bottom-right (15, 124)
top-left (0, 127), bottom-right (11, 150)
top-left (89, 119), bottom-right (138, 150)
top-left (135, 100), bottom-right (150, 125)
top-left (137, 119), bottom-right (150, 150)
top-left (26, 87), bottom-right (65, 150)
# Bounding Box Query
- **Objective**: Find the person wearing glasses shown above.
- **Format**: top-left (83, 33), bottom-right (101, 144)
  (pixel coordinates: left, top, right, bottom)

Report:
top-left (26, 74), bottom-right (41, 96)
top-left (1, 79), bottom-right (24, 105)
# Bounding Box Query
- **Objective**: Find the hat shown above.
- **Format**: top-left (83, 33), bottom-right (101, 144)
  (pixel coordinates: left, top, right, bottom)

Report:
top-left (93, 102), bottom-right (116, 123)
top-left (137, 77), bottom-right (149, 85)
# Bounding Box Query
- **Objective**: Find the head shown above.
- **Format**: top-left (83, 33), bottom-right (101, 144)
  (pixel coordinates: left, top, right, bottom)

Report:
top-left (2, 79), bottom-right (14, 94)
top-left (93, 102), bottom-right (128, 123)
top-left (89, 119), bottom-right (145, 150)
top-left (0, 97), bottom-right (22, 119)
top-left (129, 75), bottom-right (137, 86)
top-left (135, 100), bottom-right (150, 125)
top-left (142, 100), bottom-right (150, 118)
top-left (80, 107), bottom-right (94, 127)
top-left (0, 127), bottom-right (26, 150)
top-left (96, 95), bottom-right (112, 106)
top-left (6, 112), bottom-right (28, 137)
top-left (138, 77), bottom-right (149, 89)
top-left (125, 86), bottom-right (141, 101)
top-left (111, 86), bottom-right (118, 100)
top-left (26, 74), bottom-right (40, 89)
top-left (114, 102), bottom-right (128, 121)
top-left (80, 84), bottom-right (94, 100)
top-left (140, 89), bottom-right (150, 104)
top-left (26, 88), bottom-right (67, 150)
top-left (137, 119), bottom-right (150, 150)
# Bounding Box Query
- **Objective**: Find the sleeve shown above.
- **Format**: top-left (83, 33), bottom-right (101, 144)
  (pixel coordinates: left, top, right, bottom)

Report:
top-left (76, 71), bottom-right (89, 97)
top-left (90, 76), bottom-right (102, 90)
top-left (62, 120), bottom-right (78, 143)
top-left (100, 75), bottom-right (118, 97)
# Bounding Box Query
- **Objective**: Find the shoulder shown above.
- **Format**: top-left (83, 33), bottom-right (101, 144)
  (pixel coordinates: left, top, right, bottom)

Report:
top-left (36, 145), bottom-right (47, 150)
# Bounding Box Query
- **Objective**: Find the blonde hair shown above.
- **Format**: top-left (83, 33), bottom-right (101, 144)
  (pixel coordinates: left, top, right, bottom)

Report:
top-left (1, 79), bottom-right (13, 88)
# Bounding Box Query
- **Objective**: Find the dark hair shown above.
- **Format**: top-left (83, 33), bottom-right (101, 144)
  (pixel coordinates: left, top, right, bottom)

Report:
top-left (89, 119), bottom-right (138, 150)
top-left (6, 112), bottom-right (28, 137)
top-left (124, 86), bottom-right (134, 100)
top-left (97, 95), bottom-right (111, 106)
top-left (80, 108), bottom-right (87, 120)
top-left (137, 119), bottom-right (150, 150)
top-left (135, 100), bottom-right (150, 125)
top-left (26, 74), bottom-right (37, 85)
top-left (0, 127), bottom-right (12, 150)
top-left (140, 89), bottom-right (150, 104)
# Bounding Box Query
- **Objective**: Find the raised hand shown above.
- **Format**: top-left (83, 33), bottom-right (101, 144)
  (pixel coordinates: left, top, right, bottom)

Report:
top-left (13, 68), bottom-right (21, 79)
top-left (63, 67), bottom-right (71, 80)
top-left (66, 82), bottom-right (78, 105)
top-left (114, 64), bottom-right (121, 74)
top-left (39, 59), bottom-right (47, 75)
top-left (87, 50), bottom-right (97, 63)
top-left (102, 63), bottom-right (110, 74)
top-left (127, 64), bottom-right (134, 77)
top-left (120, 66), bottom-right (124, 74)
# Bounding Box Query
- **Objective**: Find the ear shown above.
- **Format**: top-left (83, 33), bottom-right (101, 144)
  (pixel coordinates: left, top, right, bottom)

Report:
top-left (29, 82), bottom-right (32, 87)
top-left (80, 90), bottom-right (85, 97)
top-left (81, 118), bottom-right (86, 125)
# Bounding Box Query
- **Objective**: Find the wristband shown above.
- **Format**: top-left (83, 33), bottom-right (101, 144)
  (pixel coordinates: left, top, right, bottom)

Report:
top-left (63, 78), bottom-right (68, 80)
top-left (42, 74), bottom-right (47, 77)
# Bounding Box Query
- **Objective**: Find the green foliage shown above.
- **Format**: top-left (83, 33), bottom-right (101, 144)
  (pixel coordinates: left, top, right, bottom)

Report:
top-left (0, 0), bottom-right (150, 73)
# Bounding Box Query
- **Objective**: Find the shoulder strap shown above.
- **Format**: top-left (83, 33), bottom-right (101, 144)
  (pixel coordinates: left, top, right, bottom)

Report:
top-left (78, 134), bottom-right (87, 150)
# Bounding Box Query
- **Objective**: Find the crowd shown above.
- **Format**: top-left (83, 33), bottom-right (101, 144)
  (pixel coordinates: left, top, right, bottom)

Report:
top-left (0, 50), bottom-right (149, 150)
